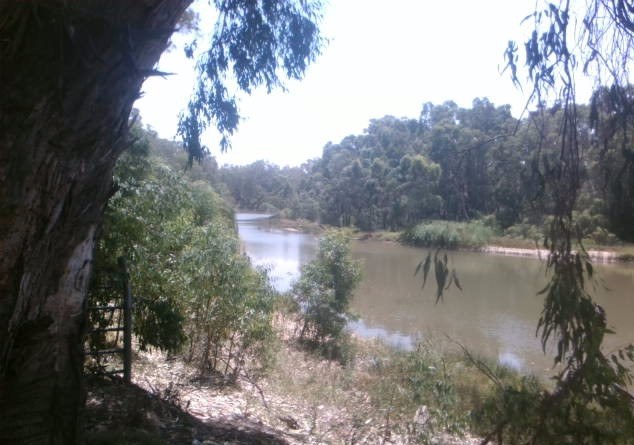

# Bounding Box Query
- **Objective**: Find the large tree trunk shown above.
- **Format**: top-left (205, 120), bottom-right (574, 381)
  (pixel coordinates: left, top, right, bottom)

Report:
top-left (0, 2), bottom-right (190, 443)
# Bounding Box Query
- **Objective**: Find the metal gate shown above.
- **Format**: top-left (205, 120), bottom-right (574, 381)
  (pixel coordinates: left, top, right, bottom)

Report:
top-left (85, 257), bottom-right (132, 382)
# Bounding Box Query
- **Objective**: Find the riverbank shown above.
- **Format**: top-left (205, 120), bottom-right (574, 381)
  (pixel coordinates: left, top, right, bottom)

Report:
top-left (269, 216), bottom-right (325, 234)
top-left (480, 244), bottom-right (623, 262)
top-left (261, 215), bottom-right (634, 263)
top-left (330, 228), bottom-right (631, 263)
top-left (87, 311), bottom-right (522, 444)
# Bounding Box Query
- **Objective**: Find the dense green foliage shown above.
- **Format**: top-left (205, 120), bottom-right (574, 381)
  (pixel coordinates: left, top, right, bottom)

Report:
top-left (183, 223), bottom-right (277, 378)
top-left (218, 160), bottom-right (303, 214)
top-left (89, 131), bottom-right (193, 354)
top-left (400, 220), bottom-right (493, 249)
top-left (218, 97), bottom-right (634, 245)
top-left (88, 128), bottom-right (276, 378)
top-left (292, 231), bottom-right (361, 359)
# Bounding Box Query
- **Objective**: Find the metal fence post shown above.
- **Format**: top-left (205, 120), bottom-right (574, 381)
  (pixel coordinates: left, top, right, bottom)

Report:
top-left (118, 257), bottom-right (133, 383)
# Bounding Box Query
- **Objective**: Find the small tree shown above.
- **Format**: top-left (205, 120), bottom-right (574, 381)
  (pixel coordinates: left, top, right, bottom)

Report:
top-left (293, 231), bottom-right (361, 354)
top-left (183, 223), bottom-right (277, 379)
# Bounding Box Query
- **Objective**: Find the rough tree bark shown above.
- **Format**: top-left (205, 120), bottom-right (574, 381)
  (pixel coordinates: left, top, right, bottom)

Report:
top-left (0, 2), bottom-right (190, 443)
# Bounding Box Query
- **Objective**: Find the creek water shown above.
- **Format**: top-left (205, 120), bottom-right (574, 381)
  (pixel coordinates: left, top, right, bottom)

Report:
top-left (236, 213), bottom-right (634, 376)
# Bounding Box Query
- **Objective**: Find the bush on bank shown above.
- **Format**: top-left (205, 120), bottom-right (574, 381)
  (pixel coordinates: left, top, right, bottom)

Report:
top-left (400, 220), bottom-right (494, 249)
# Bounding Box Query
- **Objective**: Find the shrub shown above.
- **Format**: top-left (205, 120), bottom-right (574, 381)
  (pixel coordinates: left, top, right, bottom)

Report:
top-left (89, 130), bottom-right (277, 381)
top-left (400, 220), bottom-right (493, 249)
top-left (89, 141), bottom-right (194, 354)
top-left (293, 231), bottom-right (361, 360)
top-left (184, 223), bottom-right (277, 379)
top-left (364, 342), bottom-right (472, 442)
top-left (503, 220), bottom-right (543, 242)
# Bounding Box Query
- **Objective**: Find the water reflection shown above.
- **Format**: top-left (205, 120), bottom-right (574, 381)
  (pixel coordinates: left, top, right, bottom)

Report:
top-left (498, 351), bottom-right (523, 370)
top-left (236, 214), bottom-right (316, 292)
top-left (236, 214), bottom-right (634, 376)
top-left (348, 319), bottom-right (414, 350)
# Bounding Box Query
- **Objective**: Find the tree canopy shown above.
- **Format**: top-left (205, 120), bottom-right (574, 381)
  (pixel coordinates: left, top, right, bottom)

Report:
top-left (218, 97), bottom-right (633, 245)
top-left (178, 0), bottom-right (323, 161)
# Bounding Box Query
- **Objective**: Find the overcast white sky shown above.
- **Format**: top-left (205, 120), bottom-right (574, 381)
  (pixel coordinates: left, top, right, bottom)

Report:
top-left (134, 0), bottom-right (590, 167)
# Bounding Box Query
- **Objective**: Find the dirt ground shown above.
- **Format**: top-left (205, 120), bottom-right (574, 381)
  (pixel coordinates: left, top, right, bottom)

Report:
top-left (85, 315), bottom-right (481, 445)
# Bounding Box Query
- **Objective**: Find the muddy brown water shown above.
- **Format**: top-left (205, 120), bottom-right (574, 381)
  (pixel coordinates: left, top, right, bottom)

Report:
top-left (236, 213), bottom-right (634, 376)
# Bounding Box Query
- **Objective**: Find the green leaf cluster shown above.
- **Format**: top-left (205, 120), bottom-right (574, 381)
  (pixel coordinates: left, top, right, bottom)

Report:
top-left (88, 127), bottom-right (276, 377)
top-left (178, 0), bottom-right (323, 161)
top-left (400, 220), bottom-right (493, 250)
top-left (292, 231), bottom-right (361, 360)
top-left (183, 223), bottom-right (277, 377)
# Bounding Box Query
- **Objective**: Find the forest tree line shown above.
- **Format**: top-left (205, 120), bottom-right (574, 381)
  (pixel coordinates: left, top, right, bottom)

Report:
top-left (218, 91), bottom-right (634, 243)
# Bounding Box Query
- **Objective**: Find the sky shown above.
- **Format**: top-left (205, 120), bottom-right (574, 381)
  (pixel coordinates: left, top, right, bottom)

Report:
top-left (134, 0), bottom-right (587, 167)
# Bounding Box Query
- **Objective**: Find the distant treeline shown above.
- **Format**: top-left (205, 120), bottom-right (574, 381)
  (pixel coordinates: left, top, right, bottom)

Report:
top-left (218, 92), bottom-right (634, 242)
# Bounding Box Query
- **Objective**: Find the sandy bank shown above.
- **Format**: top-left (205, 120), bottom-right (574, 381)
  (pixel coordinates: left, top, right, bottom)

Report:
top-left (480, 245), bottom-right (620, 263)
